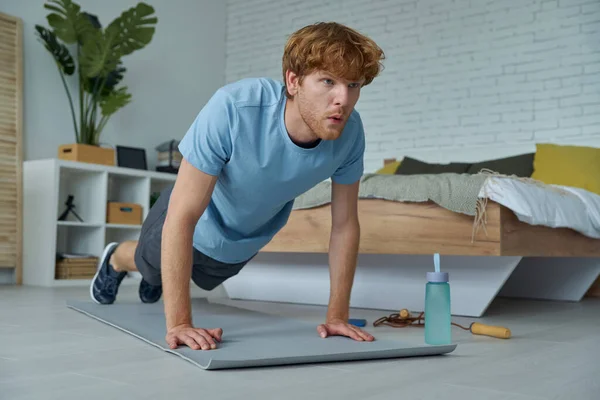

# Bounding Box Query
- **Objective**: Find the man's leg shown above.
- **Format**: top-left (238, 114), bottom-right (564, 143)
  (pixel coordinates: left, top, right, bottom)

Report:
top-left (105, 240), bottom-right (163, 304)
top-left (89, 241), bottom-right (130, 305)
top-left (90, 186), bottom-right (172, 305)
top-left (190, 250), bottom-right (254, 292)
top-left (110, 240), bottom-right (139, 273)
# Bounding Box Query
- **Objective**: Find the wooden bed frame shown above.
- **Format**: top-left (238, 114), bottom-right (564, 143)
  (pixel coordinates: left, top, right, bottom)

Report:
top-left (263, 160), bottom-right (600, 258)
top-left (263, 198), bottom-right (600, 258)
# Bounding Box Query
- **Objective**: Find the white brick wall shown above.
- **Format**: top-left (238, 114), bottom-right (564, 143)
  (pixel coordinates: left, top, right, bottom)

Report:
top-left (226, 0), bottom-right (600, 172)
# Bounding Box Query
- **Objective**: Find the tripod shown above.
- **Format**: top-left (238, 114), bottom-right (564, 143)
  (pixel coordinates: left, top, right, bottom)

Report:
top-left (58, 195), bottom-right (84, 222)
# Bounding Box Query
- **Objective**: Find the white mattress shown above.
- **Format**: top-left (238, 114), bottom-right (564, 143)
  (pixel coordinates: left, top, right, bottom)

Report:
top-left (479, 176), bottom-right (600, 239)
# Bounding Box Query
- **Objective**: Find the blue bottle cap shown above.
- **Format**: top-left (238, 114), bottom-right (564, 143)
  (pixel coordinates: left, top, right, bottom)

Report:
top-left (427, 271), bottom-right (449, 282)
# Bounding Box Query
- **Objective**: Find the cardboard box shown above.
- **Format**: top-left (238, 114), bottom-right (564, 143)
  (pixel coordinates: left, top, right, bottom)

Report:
top-left (107, 202), bottom-right (142, 225)
top-left (58, 143), bottom-right (115, 166)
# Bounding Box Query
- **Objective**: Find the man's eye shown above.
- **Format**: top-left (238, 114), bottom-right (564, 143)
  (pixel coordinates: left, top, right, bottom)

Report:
top-left (323, 79), bottom-right (333, 85)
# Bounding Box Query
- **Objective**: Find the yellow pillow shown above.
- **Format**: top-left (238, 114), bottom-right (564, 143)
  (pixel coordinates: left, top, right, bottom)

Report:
top-left (375, 160), bottom-right (401, 174)
top-left (531, 143), bottom-right (600, 195)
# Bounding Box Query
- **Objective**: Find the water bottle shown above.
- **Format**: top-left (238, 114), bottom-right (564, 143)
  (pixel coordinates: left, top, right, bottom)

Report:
top-left (424, 271), bottom-right (452, 345)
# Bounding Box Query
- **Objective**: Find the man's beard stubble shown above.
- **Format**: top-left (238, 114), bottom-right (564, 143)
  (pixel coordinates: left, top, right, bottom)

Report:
top-left (296, 92), bottom-right (345, 141)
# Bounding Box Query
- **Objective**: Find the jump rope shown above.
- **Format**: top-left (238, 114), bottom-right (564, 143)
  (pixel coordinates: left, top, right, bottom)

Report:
top-left (372, 308), bottom-right (512, 339)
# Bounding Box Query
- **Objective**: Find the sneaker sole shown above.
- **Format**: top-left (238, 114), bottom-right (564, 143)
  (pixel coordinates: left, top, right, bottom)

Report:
top-left (90, 242), bottom-right (119, 304)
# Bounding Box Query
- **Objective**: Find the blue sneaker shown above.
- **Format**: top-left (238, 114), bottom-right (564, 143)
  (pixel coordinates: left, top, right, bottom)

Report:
top-left (90, 242), bottom-right (127, 304)
top-left (139, 278), bottom-right (162, 303)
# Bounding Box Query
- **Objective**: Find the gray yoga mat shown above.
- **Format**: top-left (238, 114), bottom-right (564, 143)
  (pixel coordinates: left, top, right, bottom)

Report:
top-left (66, 298), bottom-right (456, 370)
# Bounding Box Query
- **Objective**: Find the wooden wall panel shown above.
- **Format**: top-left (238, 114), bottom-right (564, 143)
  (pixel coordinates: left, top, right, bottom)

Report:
top-left (0, 12), bottom-right (23, 284)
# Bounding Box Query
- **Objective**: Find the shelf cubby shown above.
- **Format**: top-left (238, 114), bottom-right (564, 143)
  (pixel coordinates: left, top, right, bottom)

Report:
top-left (57, 166), bottom-right (106, 224)
top-left (105, 225), bottom-right (142, 245)
top-left (56, 224), bottom-right (104, 258)
top-left (23, 158), bottom-right (177, 286)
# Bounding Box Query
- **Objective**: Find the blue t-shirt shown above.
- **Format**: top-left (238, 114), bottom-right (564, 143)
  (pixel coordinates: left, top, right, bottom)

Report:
top-left (178, 77), bottom-right (365, 263)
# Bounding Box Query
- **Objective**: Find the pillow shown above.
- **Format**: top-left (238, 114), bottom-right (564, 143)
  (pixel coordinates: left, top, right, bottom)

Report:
top-left (531, 143), bottom-right (600, 195)
top-left (395, 156), bottom-right (471, 175)
top-left (375, 160), bottom-right (401, 174)
top-left (467, 153), bottom-right (534, 177)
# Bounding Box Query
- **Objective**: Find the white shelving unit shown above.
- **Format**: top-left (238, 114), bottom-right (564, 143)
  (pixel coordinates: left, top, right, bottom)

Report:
top-left (22, 158), bottom-right (177, 287)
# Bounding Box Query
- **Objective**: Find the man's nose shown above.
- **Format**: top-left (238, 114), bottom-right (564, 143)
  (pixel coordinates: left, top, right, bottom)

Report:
top-left (333, 86), bottom-right (349, 106)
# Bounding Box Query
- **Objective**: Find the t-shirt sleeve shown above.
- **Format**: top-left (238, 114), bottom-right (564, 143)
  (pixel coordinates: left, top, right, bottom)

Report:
top-left (178, 89), bottom-right (237, 176)
top-left (331, 118), bottom-right (366, 185)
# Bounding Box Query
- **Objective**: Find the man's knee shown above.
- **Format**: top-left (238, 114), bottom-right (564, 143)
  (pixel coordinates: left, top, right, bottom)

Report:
top-left (191, 271), bottom-right (224, 291)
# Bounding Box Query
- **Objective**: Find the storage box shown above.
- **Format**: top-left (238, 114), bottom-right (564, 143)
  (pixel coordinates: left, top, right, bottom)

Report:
top-left (58, 143), bottom-right (115, 166)
top-left (106, 202), bottom-right (142, 225)
top-left (55, 257), bottom-right (98, 280)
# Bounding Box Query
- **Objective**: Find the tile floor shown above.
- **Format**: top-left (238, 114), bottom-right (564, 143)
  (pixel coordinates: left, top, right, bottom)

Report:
top-left (1, 284), bottom-right (599, 400)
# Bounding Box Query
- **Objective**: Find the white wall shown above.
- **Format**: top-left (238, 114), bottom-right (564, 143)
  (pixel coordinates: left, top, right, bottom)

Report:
top-left (226, 0), bottom-right (600, 173)
top-left (0, 0), bottom-right (226, 284)
top-left (2, 0), bottom-right (226, 170)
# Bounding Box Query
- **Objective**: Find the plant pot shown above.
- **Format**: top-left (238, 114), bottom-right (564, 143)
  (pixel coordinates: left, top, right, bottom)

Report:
top-left (58, 143), bottom-right (115, 166)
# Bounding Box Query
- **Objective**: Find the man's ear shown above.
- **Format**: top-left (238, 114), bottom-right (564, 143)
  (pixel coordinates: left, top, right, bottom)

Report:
top-left (285, 70), bottom-right (300, 96)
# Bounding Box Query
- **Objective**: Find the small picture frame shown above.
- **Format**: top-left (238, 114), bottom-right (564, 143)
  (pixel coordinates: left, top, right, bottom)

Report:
top-left (116, 146), bottom-right (147, 170)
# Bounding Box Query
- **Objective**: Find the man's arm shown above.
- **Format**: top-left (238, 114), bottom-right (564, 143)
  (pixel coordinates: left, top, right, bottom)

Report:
top-left (326, 179), bottom-right (360, 323)
top-left (162, 158), bottom-right (219, 349)
top-left (316, 179), bottom-right (373, 341)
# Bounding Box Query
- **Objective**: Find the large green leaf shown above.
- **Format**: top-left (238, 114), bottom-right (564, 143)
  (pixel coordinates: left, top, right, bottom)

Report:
top-left (34, 25), bottom-right (75, 75)
top-left (44, 0), bottom-right (96, 44)
top-left (106, 2), bottom-right (157, 57)
top-left (79, 29), bottom-right (120, 78)
top-left (100, 86), bottom-right (132, 116)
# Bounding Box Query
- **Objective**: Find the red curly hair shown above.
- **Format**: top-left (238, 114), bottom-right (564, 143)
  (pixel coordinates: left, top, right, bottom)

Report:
top-left (282, 22), bottom-right (385, 98)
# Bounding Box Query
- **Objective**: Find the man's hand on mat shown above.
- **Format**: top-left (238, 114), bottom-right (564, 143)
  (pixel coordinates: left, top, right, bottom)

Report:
top-left (166, 324), bottom-right (223, 350)
top-left (317, 319), bottom-right (374, 342)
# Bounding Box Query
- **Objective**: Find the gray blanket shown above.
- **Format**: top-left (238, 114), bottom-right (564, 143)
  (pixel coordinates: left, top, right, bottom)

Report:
top-left (292, 173), bottom-right (490, 216)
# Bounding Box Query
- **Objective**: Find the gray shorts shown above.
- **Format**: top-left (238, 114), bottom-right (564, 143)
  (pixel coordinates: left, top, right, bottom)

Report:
top-left (134, 185), bottom-right (251, 291)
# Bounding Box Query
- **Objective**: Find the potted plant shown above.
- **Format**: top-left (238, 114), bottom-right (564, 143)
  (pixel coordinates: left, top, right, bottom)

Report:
top-left (35, 0), bottom-right (158, 165)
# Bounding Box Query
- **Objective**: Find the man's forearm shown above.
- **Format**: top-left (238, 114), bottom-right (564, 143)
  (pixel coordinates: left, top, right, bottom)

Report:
top-left (326, 220), bottom-right (360, 322)
top-left (162, 214), bottom-right (195, 330)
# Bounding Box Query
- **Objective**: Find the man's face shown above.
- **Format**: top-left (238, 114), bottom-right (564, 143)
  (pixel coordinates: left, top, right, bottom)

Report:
top-left (289, 70), bottom-right (364, 140)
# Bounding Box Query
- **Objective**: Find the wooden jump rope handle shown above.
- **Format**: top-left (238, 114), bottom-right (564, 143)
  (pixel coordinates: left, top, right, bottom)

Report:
top-left (469, 322), bottom-right (511, 339)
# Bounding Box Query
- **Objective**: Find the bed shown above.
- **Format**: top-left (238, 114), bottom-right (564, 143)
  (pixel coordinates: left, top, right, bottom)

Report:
top-left (262, 159), bottom-right (600, 258)
top-left (262, 192), bottom-right (600, 258)
top-left (222, 158), bottom-right (600, 317)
